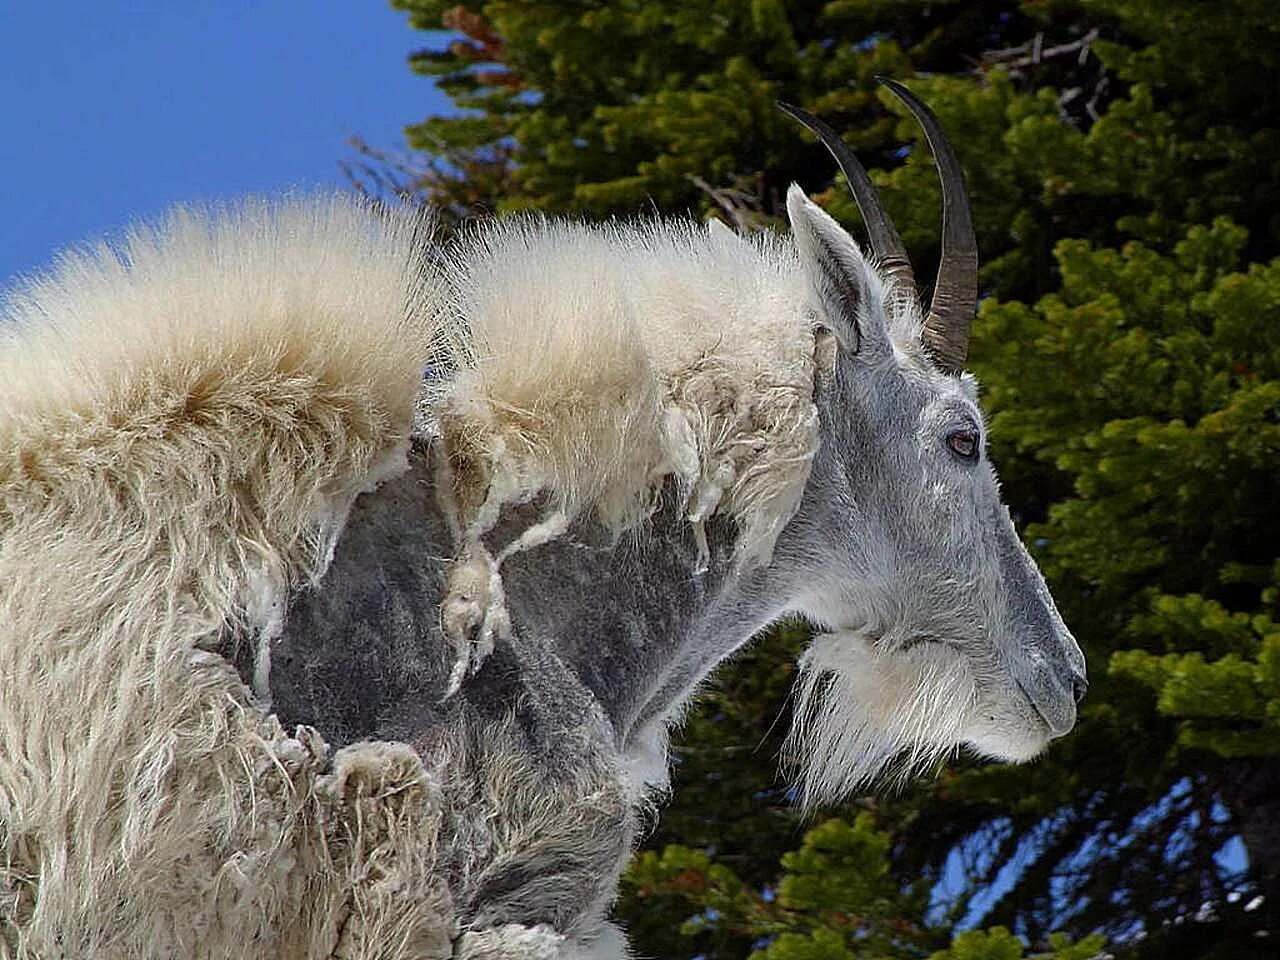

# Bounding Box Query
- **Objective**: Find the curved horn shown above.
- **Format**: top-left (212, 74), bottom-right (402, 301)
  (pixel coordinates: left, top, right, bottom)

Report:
top-left (776, 100), bottom-right (917, 304)
top-left (876, 77), bottom-right (979, 373)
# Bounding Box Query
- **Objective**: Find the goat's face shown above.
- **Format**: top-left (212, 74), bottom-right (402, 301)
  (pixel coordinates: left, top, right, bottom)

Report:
top-left (776, 91), bottom-right (1085, 805)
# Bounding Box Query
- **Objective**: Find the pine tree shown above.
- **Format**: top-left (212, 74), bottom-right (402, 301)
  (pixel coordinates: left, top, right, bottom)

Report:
top-left (625, 814), bottom-right (1104, 959)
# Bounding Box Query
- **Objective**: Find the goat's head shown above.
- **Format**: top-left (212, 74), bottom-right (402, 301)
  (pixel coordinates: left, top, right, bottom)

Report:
top-left (776, 81), bottom-right (1087, 805)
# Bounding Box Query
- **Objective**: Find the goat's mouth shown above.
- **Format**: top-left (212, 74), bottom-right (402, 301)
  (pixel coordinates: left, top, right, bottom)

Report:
top-left (1017, 684), bottom-right (1059, 734)
top-left (1019, 681), bottom-right (1078, 739)
top-left (959, 688), bottom-right (1057, 764)
top-left (1010, 654), bottom-right (1083, 739)
top-left (864, 632), bottom-right (964, 654)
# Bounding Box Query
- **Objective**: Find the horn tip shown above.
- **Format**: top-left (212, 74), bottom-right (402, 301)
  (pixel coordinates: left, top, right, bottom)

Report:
top-left (776, 100), bottom-right (809, 121)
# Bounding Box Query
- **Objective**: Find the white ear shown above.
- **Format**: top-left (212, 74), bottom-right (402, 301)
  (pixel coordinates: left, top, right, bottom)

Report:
top-left (786, 183), bottom-right (889, 361)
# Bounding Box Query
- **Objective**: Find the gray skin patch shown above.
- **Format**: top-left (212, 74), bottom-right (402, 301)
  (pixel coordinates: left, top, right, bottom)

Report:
top-left (262, 440), bottom-right (741, 751)
top-left (255, 439), bottom-right (739, 937)
top-left (263, 441), bottom-right (456, 745)
top-left (253, 436), bottom-right (778, 939)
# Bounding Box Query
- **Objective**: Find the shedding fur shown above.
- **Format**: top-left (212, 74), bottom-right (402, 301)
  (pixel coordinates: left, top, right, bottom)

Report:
top-left (429, 218), bottom-right (820, 682)
top-left (0, 196), bottom-right (458, 957)
top-left (1, 197), bottom-right (810, 958)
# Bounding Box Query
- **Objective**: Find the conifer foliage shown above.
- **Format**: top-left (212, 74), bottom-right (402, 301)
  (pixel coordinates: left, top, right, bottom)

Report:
top-left (382, 2), bottom-right (1279, 956)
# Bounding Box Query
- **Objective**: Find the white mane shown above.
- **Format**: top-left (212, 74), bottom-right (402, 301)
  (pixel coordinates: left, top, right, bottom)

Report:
top-left (422, 217), bottom-right (823, 690)
top-left (0, 197), bottom-right (456, 956)
top-left (1, 196), bottom-right (436, 435)
top-left (428, 216), bottom-right (820, 568)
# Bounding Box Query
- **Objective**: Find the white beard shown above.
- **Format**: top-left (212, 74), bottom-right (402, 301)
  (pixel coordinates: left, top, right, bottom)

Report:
top-left (785, 632), bottom-right (978, 808)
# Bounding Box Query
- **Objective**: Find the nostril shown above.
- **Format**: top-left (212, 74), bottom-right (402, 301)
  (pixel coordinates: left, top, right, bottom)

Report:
top-left (1071, 674), bottom-right (1088, 706)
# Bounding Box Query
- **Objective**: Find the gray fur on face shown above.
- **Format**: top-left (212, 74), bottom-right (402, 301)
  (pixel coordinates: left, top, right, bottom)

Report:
top-left (777, 187), bottom-right (1085, 803)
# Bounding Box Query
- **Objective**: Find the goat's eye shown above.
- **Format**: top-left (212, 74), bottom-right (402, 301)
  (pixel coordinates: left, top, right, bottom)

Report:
top-left (946, 429), bottom-right (979, 461)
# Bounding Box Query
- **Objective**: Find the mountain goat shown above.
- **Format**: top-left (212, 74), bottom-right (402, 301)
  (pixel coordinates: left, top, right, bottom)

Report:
top-left (0, 80), bottom-right (1085, 959)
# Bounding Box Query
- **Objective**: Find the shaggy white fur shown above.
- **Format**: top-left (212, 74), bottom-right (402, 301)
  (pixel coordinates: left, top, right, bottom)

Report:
top-left (786, 633), bottom-right (978, 808)
top-left (0, 196), bottom-right (457, 958)
top-left (428, 218), bottom-right (819, 686)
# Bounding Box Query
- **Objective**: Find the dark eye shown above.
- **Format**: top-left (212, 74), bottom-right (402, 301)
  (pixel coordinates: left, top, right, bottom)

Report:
top-left (946, 428), bottom-right (980, 461)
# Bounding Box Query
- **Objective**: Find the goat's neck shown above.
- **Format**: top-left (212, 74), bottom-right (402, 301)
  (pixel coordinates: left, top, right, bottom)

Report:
top-left (269, 437), bottom-right (808, 757)
top-left (493, 465), bottom-right (794, 751)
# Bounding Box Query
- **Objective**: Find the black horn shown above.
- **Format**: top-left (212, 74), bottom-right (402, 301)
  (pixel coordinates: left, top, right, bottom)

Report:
top-left (776, 100), bottom-right (917, 304)
top-left (876, 77), bottom-right (978, 373)
top-left (778, 83), bottom-right (979, 373)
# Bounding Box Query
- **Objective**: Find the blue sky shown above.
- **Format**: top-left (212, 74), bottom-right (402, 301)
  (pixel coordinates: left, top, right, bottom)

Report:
top-left (0, 2), bottom-right (451, 287)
